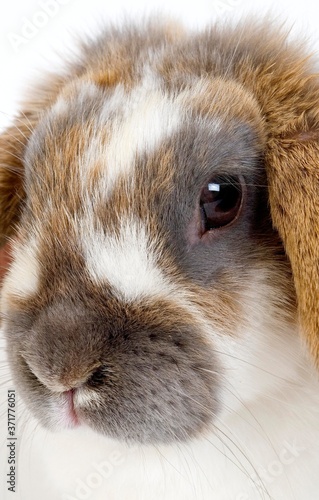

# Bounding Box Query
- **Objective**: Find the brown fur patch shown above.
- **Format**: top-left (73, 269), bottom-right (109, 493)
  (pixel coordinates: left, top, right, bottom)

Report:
top-left (90, 69), bottom-right (124, 88)
top-left (266, 132), bottom-right (319, 364)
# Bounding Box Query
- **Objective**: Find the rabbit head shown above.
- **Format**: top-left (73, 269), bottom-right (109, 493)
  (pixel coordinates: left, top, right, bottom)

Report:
top-left (0, 19), bottom-right (317, 444)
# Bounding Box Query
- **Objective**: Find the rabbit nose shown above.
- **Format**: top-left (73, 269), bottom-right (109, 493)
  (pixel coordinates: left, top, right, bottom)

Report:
top-left (55, 363), bottom-right (103, 392)
top-left (23, 352), bottom-right (103, 393)
top-left (22, 299), bottom-right (109, 392)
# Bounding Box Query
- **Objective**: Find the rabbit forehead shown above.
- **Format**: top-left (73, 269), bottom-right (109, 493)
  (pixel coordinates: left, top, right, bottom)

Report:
top-left (26, 76), bottom-right (186, 197)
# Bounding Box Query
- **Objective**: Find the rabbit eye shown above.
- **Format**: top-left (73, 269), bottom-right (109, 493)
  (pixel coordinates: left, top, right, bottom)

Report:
top-left (199, 175), bottom-right (244, 233)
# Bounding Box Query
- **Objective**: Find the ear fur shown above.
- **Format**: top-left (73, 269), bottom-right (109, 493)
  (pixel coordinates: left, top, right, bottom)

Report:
top-left (0, 116), bottom-right (33, 247)
top-left (265, 76), bottom-right (319, 366)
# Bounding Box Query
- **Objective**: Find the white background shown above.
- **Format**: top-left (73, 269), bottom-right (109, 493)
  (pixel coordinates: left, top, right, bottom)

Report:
top-left (0, 0), bottom-right (319, 129)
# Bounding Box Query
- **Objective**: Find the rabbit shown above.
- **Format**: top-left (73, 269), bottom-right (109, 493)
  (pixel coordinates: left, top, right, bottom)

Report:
top-left (1, 15), bottom-right (319, 500)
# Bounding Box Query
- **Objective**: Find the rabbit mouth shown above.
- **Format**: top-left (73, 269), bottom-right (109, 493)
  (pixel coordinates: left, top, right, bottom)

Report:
top-left (61, 390), bottom-right (80, 428)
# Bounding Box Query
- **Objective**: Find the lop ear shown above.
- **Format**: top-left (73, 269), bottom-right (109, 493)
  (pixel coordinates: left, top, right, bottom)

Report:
top-left (0, 115), bottom-right (35, 246)
top-left (266, 107), bottom-right (319, 366)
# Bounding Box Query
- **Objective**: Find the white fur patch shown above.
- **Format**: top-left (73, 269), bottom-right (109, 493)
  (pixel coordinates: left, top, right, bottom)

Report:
top-left (51, 81), bottom-right (101, 117)
top-left (82, 217), bottom-right (174, 302)
top-left (75, 388), bottom-right (102, 407)
top-left (80, 73), bottom-right (183, 197)
top-left (1, 238), bottom-right (40, 307)
top-left (50, 96), bottom-right (69, 116)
